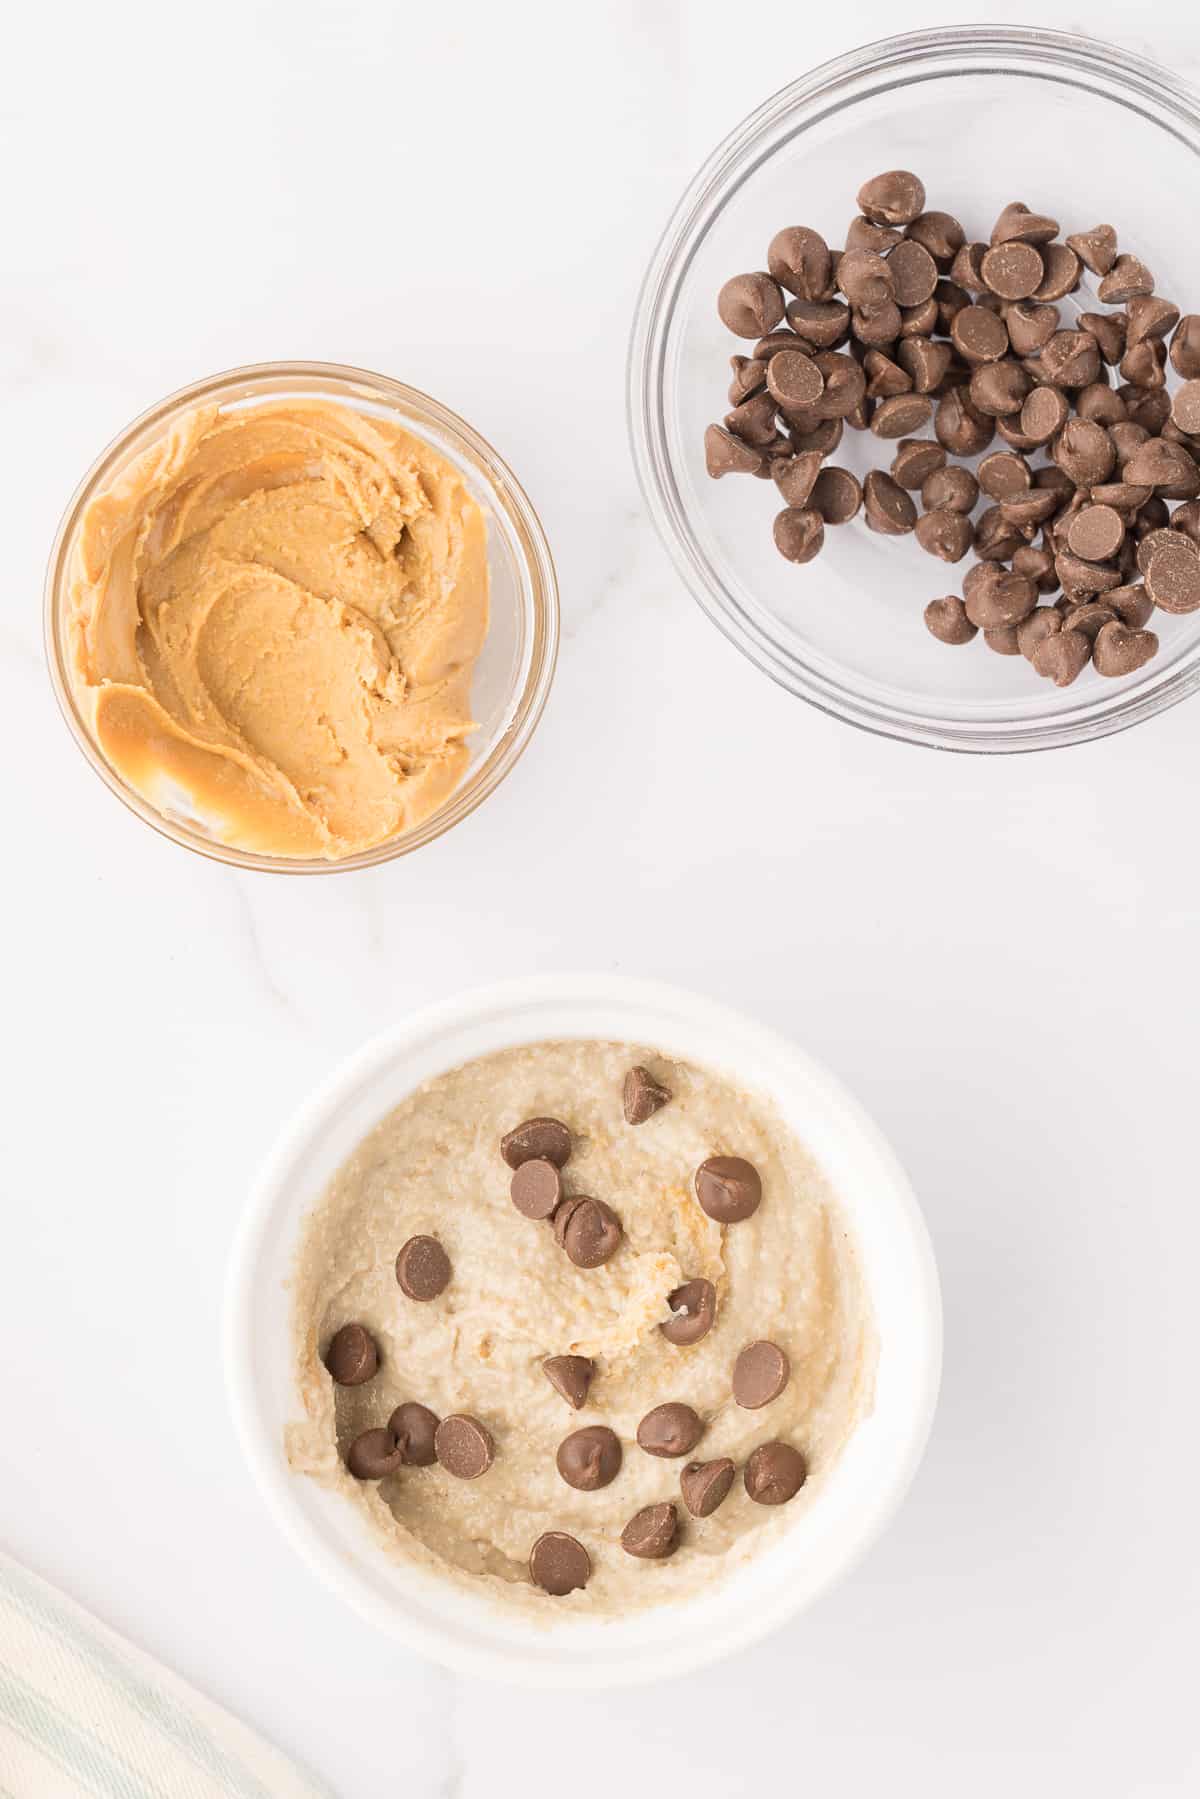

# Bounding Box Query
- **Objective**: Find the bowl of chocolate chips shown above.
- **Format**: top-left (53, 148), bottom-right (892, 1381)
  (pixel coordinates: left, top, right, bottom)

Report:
top-left (629, 25), bottom-right (1200, 750)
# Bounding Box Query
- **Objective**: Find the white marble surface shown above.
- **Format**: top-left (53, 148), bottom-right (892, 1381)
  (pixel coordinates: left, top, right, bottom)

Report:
top-left (4, 2), bottom-right (1200, 1793)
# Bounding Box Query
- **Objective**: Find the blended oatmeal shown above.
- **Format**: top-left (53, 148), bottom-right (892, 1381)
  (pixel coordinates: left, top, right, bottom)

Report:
top-left (287, 1040), bottom-right (876, 1613)
top-left (65, 398), bottom-right (488, 859)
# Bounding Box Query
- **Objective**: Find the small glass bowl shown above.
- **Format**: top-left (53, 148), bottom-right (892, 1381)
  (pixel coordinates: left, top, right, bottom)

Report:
top-left (46, 362), bottom-right (558, 870)
top-left (629, 27), bottom-right (1200, 752)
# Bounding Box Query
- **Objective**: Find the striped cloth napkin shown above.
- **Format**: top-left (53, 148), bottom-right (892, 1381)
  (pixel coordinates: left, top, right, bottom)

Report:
top-left (0, 1549), bottom-right (332, 1798)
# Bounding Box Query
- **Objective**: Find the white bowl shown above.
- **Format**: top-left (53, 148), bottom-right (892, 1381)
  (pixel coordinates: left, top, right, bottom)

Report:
top-left (224, 976), bottom-right (942, 1686)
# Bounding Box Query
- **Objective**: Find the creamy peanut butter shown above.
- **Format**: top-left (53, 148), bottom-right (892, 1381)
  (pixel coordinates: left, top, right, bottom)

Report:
top-left (67, 399), bottom-right (489, 858)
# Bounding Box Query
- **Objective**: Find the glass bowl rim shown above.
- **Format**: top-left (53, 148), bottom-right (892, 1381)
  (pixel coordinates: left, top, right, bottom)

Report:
top-left (627, 25), bottom-right (1200, 753)
top-left (45, 359), bottom-right (559, 872)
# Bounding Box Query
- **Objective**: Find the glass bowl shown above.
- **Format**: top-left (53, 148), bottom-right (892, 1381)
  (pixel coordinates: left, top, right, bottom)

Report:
top-left (629, 27), bottom-right (1200, 752)
top-left (46, 362), bottom-right (558, 871)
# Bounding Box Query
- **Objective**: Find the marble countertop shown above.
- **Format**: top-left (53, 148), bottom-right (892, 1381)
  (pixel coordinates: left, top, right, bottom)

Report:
top-left (4, 2), bottom-right (1199, 1793)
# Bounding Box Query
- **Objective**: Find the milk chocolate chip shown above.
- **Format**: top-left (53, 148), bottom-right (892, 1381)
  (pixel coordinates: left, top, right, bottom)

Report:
top-left (704, 423), bottom-right (767, 480)
top-left (744, 1441), bottom-right (808, 1505)
top-left (863, 469), bottom-right (918, 535)
top-left (501, 1117), bottom-right (572, 1169)
top-left (857, 170), bottom-right (926, 226)
top-left (556, 1425), bottom-right (622, 1491)
top-left (510, 1157), bottom-right (562, 1219)
top-left (694, 1155), bottom-right (762, 1222)
top-left (680, 1458), bottom-right (737, 1518)
top-left (767, 227), bottom-right (832, 300)
top-left (621, 1502), bottom-right (680, 1559)
top-left (435, 1414), bottom-right (495, 1479)
top-left (718, 271), bottom-right (785, 337)
top-left (732, 1340), bottom-right (791, 1409)
top-left (773, 507), bottom-right (824, 564)
top-left (660, 1278), bottom-right (717, 1346)
top-left (555, 1196), bottom-right (623, 1268)
top-left (1092, 620), bottom-right (1159, 675)
top-left (388, 1402), bottom-right (439, 1467)
top-left (347, 1427), bottom-right (404, 1481)
top-left (324, 1322), bottom-right (378, 1387)
top-left (395, 1235), bottom-right (451, 1301)
top-left (530, 1531), bottom-right (591, 1595)
top-left (542, 1355), bottom-right (594, 1410)
top-left (924, 596), bottom-right (977, 644)
top-left (810, 466), bottom-right (862, 523)
top-left (623, 1065), bottom-right (671, 1125)
top-left (637, 1403), bottom-right (704, 1458)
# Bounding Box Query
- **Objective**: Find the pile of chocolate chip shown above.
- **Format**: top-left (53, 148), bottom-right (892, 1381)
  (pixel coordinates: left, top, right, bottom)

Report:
top-left (323, 1065), bottom-right (810, 1600)
top-left (706, 170), bottom-right (1200, 686)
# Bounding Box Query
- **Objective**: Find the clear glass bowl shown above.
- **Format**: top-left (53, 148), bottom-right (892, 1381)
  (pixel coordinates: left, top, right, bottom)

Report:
top-left (46, 362), bottom-right (558, 870)
top-left (629, 27), bottom-right (1200, 751)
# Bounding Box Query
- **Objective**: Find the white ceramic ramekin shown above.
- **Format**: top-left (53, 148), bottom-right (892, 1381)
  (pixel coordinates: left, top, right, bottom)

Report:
top-left (224, 976), bottom-right (942, 1686)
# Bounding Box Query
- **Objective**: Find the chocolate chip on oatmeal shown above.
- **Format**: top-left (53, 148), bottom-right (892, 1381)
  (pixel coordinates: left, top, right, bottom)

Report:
top-left (529, 1531), bottom-right (591, 1595)
top-left (694, 1155), bottom-right (762, 1223)
top-left (347, 1427), bottom-right (404, 1481)
top-left (622, 1064), bottom-right (672, 1126)
top-left (500, 1117), bottom-right (572, 1170)
top-left (395, 1234), bottom-right (451, 1301)
top-left (660, 1278), bottom-right (717, 1347)
top-left (620, 1502), bottom-right (680, 1559)
top-left (324, 1322), bottom-right (378, 1387)
top-left (555, 1196), bottom-right (623, 1268)
top-left (434, 1414), bottom-right (495, 1479)
top-left (556, 1425), bottom-right (623, 1492)
top-left (744, 1441), bottom-right (808, 1505)
top-left (637, 1402), bottom-right (704, 1458)
top-left (388, 1401), bottom-right (439, 1467)
top-left (542, 1354), bottom-right (595, 1410)
top-left (680, 1458), bottom-right (737, 1518)
top-left (510, 1157), bottom-right (563, 1220)
top-left (732, 1340), bottom-right (791, 1409)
